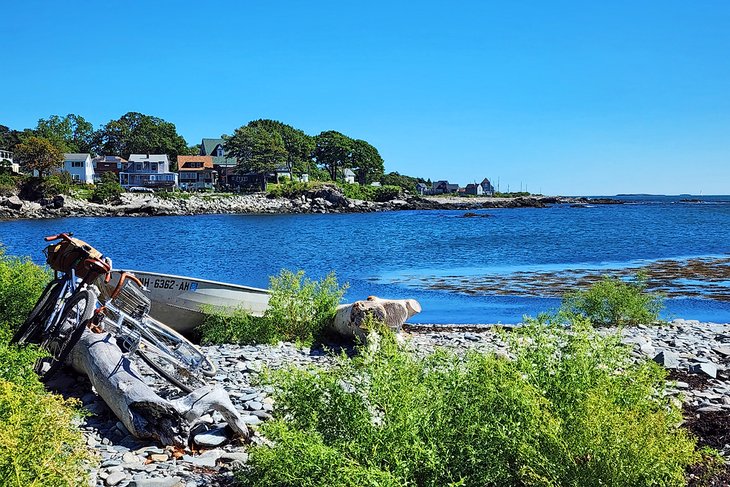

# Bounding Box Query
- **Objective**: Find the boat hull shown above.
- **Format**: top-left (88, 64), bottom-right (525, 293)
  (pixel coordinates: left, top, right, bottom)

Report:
top-left (124, 270), bottom-right (270, 334)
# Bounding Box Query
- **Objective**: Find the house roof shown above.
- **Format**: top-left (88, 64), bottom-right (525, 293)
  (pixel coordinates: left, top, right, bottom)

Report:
top-left (178, 156), bottom-right (214, 171)
top-left (481, 178), bottom-right (492, 185)
top-left (63, 153), bottom-right (91, 161)
top-left (93, 156), bottom-right (128, 163)
top-left (343, 168), bottom-right (355, 177)
top-left (129, 154), bottom-right (169, 163)
top-left (201, 138), bottom-right (223, 155)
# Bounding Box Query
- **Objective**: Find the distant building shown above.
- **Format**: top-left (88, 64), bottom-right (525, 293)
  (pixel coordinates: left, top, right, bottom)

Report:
top-left (200, 138), bottom-right (237, 180)
top-left (0, 150), bottom-right (18, 173)
top-left (92, 155), bottom-right (126, 182)
top-left (465, 183), bottom-right (484, 196)
top-left (432, 180), bottom-right (459, 194)
top-left (63, 153), bottom-right (94, 184)
top-left (415, 182), bottom-right (428, 195)
top-left (226, 172), bottom-right (267, 192)
top-left (120, 154), bottom-right (177, 189)
top-left (177, 155), bottom-right (217, 190)
top-left (480, 178), bottom-right (495, 196)
top-left (343, 168), bottom-right (356, 184)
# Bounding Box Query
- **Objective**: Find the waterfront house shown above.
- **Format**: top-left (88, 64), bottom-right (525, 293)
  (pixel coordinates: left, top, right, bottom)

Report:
top-left (177, 156), bottom-right (217, 190)
top-left (92, 156), bottom-right (126, 182)
top-left (201, 138), bottom-right (237, 181)
top-left (480, 178), bottom-right (495, 196)
top-left (227, 172), bottom-right (266, 192)
top-left (0, 149), bottom-right (18, 173)
top-left (465, 183), bottom-right (484, 196)
top-left (63, 153), bottom-right (94, 184)
top-left (415, 182), bottom-right (428, 195)
top-left (432, 180), bottom-right (459, 194)
top-left (120, 154), bottom-right (177, 189)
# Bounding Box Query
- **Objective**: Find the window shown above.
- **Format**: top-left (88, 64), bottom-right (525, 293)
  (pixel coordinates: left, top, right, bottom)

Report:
top-left (151, 163), bottom-right (158, 171)
top-left (71, 161), bottom-right (83, 168)
top-left (136, 163), bottom-right (142, 171)
top-left (72, 174), bottom-right (80, 181)
top-left (216, 146), bottom-right (224, 156)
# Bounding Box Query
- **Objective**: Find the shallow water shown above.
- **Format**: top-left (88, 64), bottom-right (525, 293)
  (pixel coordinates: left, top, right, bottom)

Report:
top-left (1, 195), bottom-right (729, 323)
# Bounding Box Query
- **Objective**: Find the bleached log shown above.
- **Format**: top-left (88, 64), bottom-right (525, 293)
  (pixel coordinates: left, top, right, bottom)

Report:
top-left (331, 296), bottom-right (422, 343)
top-left (69, 330), bottom-right (248, 447)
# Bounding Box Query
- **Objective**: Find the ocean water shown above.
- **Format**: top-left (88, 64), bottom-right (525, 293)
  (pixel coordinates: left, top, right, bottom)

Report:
top-left (1, 195), bottom-right (729, 324)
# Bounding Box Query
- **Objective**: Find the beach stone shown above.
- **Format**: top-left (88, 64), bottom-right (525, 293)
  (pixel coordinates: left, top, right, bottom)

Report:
top-left (128, 479), bottom-right (184, 487)
top-left (105, 471), bottom-right (127, 486)
top-left (690, 362), bottom-right (718, 379)
top-left (712, 346), bottom-right (730, 357)
top-left (653, 351), bottom-right (680, 369)
top-left (193, 427), bottom-right (229, 448)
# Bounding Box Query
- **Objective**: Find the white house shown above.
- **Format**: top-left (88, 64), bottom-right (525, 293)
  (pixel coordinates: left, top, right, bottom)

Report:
top-left (0, 150), bottom-right (19, 173)
top-left (63, 153), bottom-right (94, 184)
top-left (344, 168), bottom-right (356, 184)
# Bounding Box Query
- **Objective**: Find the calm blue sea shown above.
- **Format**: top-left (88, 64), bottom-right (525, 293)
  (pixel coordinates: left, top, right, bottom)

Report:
top-left (1, 195), bottom-right (729, 324)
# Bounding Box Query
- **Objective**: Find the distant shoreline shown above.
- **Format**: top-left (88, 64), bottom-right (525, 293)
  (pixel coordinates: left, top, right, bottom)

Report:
top-left (0, 190), bottom-right (621, 221)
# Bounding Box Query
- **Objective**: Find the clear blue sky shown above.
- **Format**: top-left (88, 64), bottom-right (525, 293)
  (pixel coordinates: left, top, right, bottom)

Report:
top-left (2, 0), bottom-right (729, 195)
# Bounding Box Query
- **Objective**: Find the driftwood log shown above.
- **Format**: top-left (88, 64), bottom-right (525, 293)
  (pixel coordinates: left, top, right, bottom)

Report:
top-left (331, 296), bottom-right (422, 342)
top-left (69, 330), bottom-right (249, 447)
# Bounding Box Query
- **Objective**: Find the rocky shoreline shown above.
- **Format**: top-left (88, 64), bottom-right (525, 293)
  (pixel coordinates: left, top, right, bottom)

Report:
top-left (44, 319), bottom-right (730, 486)
top-left (0, 188), bottom-right (616, 220)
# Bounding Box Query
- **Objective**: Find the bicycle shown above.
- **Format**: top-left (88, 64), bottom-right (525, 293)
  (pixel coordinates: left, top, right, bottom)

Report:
top-left (93, 270), bottom-right (217, 392)
top-left (12, 233), bottom-right (110, 380)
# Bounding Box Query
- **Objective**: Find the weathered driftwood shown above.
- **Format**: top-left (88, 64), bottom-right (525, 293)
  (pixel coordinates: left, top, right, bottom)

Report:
top-left (331, 296), bottom-right (422, 342)
top-left (69, 330), bottom-right (248, 447)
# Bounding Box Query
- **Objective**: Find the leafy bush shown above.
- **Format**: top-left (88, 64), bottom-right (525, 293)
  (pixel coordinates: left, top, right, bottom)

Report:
top-left (199, 270), bottom-right (348, 345)
top-left (0, 250), bottom-right (94, 486)
top-left (238, 317), bottom-right (698, 487)
top-left (155, 191), bottom-right (191, 200)
top-left (562, 274), bottom-right (663, 326)
top-left (267, 181), bottom-right (313, 198)
top-left (341, 184), bottom-right (402, 202)
top-left (0, 173), bottom-right (21, 197)
top-left (91, 172), bottom-right (123, 203)
top-left (0, 379), bottom-right (92, 486)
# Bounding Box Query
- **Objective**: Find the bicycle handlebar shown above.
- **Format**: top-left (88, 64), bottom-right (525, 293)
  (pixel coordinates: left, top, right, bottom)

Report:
top-left (44, 232), bottom-right (74, 242)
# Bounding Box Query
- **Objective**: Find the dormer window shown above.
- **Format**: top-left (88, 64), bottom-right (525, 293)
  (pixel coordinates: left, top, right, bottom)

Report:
top-left (216, 146), bottom-right (224, 157)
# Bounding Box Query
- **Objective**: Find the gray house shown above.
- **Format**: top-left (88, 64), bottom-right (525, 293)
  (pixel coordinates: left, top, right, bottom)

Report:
top-left (480, 178), bottom-right (495, 196)
top-left (464, 183), bottom-right (484, 196)
top-left (432, 180), bottom-right (459, 194)
top-left (416, 182), bottom-right (428, 195)
top-left (120, 154), bottom-right (178, 189)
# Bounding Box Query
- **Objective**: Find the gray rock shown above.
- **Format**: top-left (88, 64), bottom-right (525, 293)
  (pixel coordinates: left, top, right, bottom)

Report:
top-left (182, 450), bottom-right (222, 468)
top-left (690, 362), bottom-right (718, 379)
top-left (105, 471), bottom-right (127, 486)
top-left (128, 479), bottom-right (184, 487)
top-left (2, 195), bottom-right (23, 210)
top-left (193, 427), bottom-right (229, 448)
top-left (653, 350), bottom-right (680, 369)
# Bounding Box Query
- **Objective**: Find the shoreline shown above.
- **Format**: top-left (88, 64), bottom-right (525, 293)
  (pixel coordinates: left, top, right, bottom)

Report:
top-left (0, 189), bottom-right (614, 221)
top-left (63, 318), bottom-right (730, 485)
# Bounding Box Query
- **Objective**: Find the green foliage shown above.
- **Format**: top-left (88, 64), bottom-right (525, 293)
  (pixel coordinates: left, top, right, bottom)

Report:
top-left (225, 125), bottom-right (288, 175)
top-left (0, 173), bottom-right (21, 196)
top-left (199, 270), bottom-right (348, 346)
top-left (240, 318), bottom-right (698, 487)
top-left (0, 379), bottom-right (92, 486)
top-left (155, 190), bottom-right (191, 200)
top-left (247, 120), bottom-right (315, 176)
top-left (0, 250), bottom-right (94, 486)
top-left (313, 131), bottom-right (352, 181)
top-left (92, 112), bottom-right (193, 162)
top-left (494, 191), bottom-right (532, 198)
top-left (381, 171), bottom-right (429, 192)
top-left (91, 172), bottom-right (123, 203)
top-left (562, 274), bottom-right (664, 326)
top-left (266, 181), bottom-right (321, 198)
top-left (35, 114), bottom-right (94, 153)
top-left (341, 184), bottom-right (402, 202)
top-left (349, 139), bottom-right (384, 185)
top-left (13, 136), bottom-right (64, 178)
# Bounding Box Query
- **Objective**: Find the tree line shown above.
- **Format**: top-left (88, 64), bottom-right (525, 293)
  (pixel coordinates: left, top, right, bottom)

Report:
top-left (1, 113), bottom-right (424, 187)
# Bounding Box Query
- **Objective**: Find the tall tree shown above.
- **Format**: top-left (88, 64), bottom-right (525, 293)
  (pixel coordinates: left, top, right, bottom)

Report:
top-left (0, 125), bottom-right (25, 151)
top-left (312, 131), bottom-right (352, 181)
top-left (14, 136), bottom-right (63, 177)
top-left (35, 114), bottom-right (94, 153)
top-left (247, 120), bottom-right (315, 175)
top-left (92, 112), bottom-right (193, 162)
top-left (349, 139), bottom-right (384, 185)
top-left (224, 125), bottom-right (287, 174)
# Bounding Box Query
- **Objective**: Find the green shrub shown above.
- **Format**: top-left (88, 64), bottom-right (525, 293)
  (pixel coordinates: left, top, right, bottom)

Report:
top-left (0, 379), bottom-right (93, 486)
top-left (239, 317), bottom-right (698, 487)
top-left (561, 274), bottom-right (663, 326)
top-left (267, 181), bottom-right (312, 198)
top-left (341, 184), bottom-right (402, 202)
top-left (91, 173), bottom-right (123, 203)
top-left (199, 270), bottom-right (347, 345)
top-left (155, 191), bottom-right (191, 200)
top-left (0, 173), bottom-right (21, 197)
top-left (198, 306), bottom-right (276, 346)
top-left (0, 247), bottom-right (51, 335)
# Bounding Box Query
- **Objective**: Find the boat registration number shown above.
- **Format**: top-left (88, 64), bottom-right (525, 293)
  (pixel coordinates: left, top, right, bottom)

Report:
top-left (140, 277), bottom-right (198, 292)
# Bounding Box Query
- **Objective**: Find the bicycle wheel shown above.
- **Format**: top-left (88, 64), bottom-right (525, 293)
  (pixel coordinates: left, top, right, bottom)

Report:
top-left (11, 279), bottom-right (64, 345)
top-left (141, 317), bottom-right (216, 376)
top-left (136, 317), bottom-right (216, 392)
top-left (36, 288), bottom-right (95, 381)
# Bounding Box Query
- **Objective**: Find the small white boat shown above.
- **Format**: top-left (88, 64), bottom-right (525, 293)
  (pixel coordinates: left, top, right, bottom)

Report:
top-left (123, 270), bottom-right (271, 334)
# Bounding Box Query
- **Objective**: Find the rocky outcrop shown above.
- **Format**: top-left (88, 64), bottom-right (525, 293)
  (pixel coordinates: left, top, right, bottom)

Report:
top-left (0, 189), bottom-right (601, 221)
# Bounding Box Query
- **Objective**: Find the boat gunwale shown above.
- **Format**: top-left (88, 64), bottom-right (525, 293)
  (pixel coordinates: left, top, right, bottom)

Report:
top-left (121, 269), bottom-right (271, 295)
